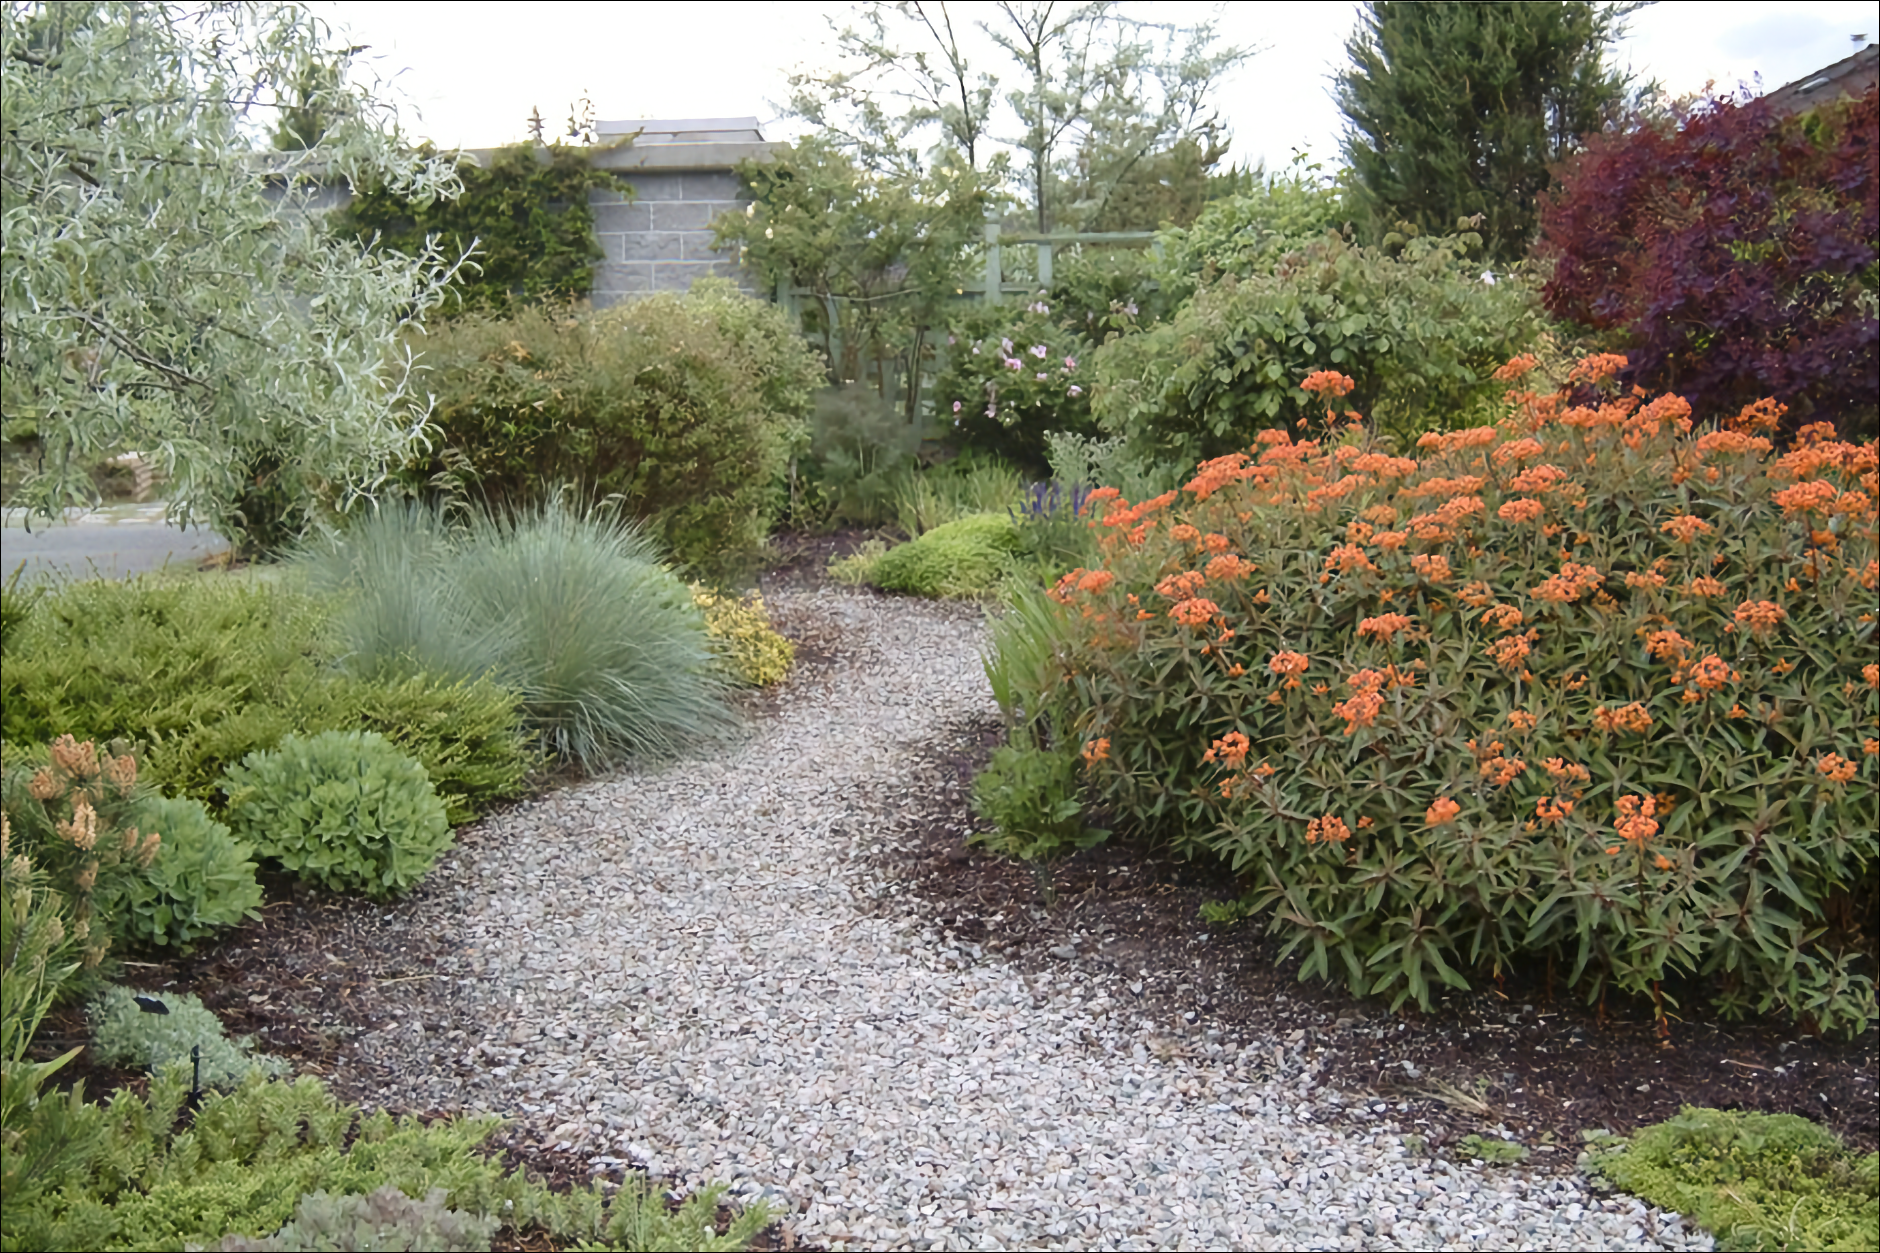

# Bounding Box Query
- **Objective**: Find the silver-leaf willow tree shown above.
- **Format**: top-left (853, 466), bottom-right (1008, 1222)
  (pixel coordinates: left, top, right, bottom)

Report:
top-left (1, 2), bottom-right (471, 553)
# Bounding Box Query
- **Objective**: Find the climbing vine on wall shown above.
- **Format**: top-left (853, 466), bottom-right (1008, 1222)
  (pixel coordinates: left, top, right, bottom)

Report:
top-left (338, 141), bottom-right (631, 315)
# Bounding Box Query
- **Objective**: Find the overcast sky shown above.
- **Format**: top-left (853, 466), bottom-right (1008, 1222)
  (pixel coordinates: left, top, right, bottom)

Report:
top-left (317, 1), bottom-right (1876, 174)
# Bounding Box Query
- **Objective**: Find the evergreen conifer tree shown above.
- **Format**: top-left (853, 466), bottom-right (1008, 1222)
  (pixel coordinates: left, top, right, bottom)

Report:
top-left (1335, 1), bottom-right (1643, 263)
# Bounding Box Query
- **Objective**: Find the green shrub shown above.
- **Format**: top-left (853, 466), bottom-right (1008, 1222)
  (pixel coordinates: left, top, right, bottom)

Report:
top-left (2, 1044), bottom-right (773, 1253)
top-left (300, 502), bottom-right (733, 773)
top-left (1156, 162), bottom-right (1350, 303)
top-left (1584, 1107), bottom-right (1879, 1252)
top-left (997, 357), bottom-right (1879, 1030)
top-left (221, 730), bottom-right (451, 900)
top-left (933, 303), bottom-right (1097, 474)
top-left (0, 576), bottom-right (329, 781)
top-left (303, 672), bottom-right (536, 827)
top-left (1091, 227), bottom-right (1543, 466)
top-left (217, 1185), bottom-right (497, 1252)
top-left (869, 512), bottom-right (1021, 598)
top-left (409, 287), bottom-right (813, 576)
top-left (2, 838), bottom-right (107, 1211)
top-left (970, 730), bottom-right (1105, 864)
top-left (788, 384), bottom-right (926, 529)
top-left (691, 585), bottom-right (794, 687)
top-left (89, 985), bottom-right (287, 1089)
top-left (1, 735), bottom-right (161, 967)
top-left (100, 795), bottom-right (262, 951)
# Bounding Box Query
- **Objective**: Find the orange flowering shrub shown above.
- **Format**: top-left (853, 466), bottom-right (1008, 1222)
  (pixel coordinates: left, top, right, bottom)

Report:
top-left (993, 354), bottom-right (1879, 1030)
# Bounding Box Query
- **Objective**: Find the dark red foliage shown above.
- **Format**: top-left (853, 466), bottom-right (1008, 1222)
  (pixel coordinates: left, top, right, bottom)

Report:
top-left (1537, 85), bottom-right (1878, 438)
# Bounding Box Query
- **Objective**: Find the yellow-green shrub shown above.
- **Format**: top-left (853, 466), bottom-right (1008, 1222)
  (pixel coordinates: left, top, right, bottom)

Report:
top-left (690, 585), bottom-right (794, 687)
top-left (995, 356), bottom-right (1878, 1031)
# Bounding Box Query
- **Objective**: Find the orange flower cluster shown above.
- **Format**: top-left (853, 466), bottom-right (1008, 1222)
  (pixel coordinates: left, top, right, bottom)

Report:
top-left (1535, 795), bottom-right (1575, 826)
top-left (1202, 532), bottom-right (1232, 554)
top-left (1687, 654), bottom-right (1739, 691)
top-left (1567, 353), bottom-right (1628, 385)
top-left (1728, 398), bottom-right (1786, 434)
top-left (1410, 553), bottom-right (1453, 583)
top-left (1644, 629), bottom-right (1689, 660)
top-left (1205, 553), bottom-right (1255, 581)
top-left (1866, 663), bottom-right (1879, 688)
top-left (1593, 703), bottom-right (1653, 734)
top-left (1610, 794), bottom-right (1659, 849)
top-left (1268, 651), bottom-right (1309, 678)
top-left (1693, 429), bottom-right (1774, 458)
top-left (1508, 463), bottom-right (1572, 494)
top-left (1325, 543), bottom-right (1378, 575)
top-left (1168, 523), bottom-right (1201, 543)
top-left (1493, 436), bottom-right (1546, 465)
top-left (1686, 576), bottom-right (1726, 598)
top-left (1402, 474), bottom-right (1488, 499)
top-left (1457, 581), bottom-right (1495, 608)
top-left (1498, 498), bottom-right (1545, 523)
top-left (1531, 561), bottom-right (1603, 604)
top-left (1156, 569), bottom-right (1207, 599)
top-left (1425, 797), bottom-right (1462, 826)
top-left (1170, 597), bottom-right (1219, 627)
top-left (1204, 731), bottom-right (1251, 766)
top-left (1082, 738), bottom-right (1111, 764)
top-left (1358, 612), bottom-right (1416, 641)
top-left (1625, 569), bottom-right (1668, 590)
top-left (1184, 453), bottom-right (1256, 502)
top-left (1300, 370), bottom-right (1355, 399)
top-left (1331, 666), bottom-right (1412, 734)
top-left (1543, 757), bottom-right (1592, 785)
top-left (1305, 814), bottom-right (1352, 844)
top-left (1493, 354), bottom-right (1540, 382)
top-left (1374, 529), bottom-right (1408, 551)
top-left (1816, 753), bottom-right (1858, 784)
top-left (1416, 428), bottom-right (1499, 455)
top-left (1733, 600), bottom-right (1785, 636)
top-left (1508, 710), bottom-right (1539, 732)
top-left (1660, 514), bottom-right (1713, 544)
top-left (1351, 453), bottom-right (1418, 478)
top-left (1486, 634), bottom-right (1533, 672)
top-left (1772, 480), bottom-right (1838, 517)
top-left (1481, 603), bottom-right (1525, 632)
top-left (1467, 736), bottom-right (1526, 786)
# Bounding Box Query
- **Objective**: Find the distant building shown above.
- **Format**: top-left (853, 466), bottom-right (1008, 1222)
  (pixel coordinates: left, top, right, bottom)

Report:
top-left (1761, 44), bottom-right (1878, 118)
top-left (583, 117), bottom-right (776, 304)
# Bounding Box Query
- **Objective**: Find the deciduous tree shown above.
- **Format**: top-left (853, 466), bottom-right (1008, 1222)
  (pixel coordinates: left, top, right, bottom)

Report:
top-left (1, 2), bottom-right (468, 550)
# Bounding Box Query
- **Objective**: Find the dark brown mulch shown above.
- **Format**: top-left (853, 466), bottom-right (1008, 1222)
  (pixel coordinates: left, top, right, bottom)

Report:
top-left (867, 712), bottom-right (1879, 1167)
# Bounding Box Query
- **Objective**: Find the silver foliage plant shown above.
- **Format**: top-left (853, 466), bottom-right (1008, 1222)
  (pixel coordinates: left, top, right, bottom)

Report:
top-left (0, 2), bottom-right (471, 535)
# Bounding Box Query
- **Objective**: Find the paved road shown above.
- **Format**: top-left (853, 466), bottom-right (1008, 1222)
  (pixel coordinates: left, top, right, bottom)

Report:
top-left (1, 504), bottom-right (228, 583)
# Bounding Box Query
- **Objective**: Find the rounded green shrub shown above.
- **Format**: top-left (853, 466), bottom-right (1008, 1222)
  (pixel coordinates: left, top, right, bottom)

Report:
top-left (1091, 227), bottom-right (1543, 465)
top-left (221, 731), bottom-right (451, 900)
top-left (996, 356), bottom-right (1878, 1031)
top-left (99, 795), bottom-right (263, 950)
top-left (407, 283), bottom-right (817, 577)
top-left (870, 512), bottom-right (1021, 598)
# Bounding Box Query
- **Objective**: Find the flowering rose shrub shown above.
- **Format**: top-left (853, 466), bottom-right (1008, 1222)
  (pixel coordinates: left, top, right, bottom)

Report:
top-left (933, 302), bottom-right (1096, 474)
top-left (1003, 356), bottom-right (1879, 1032)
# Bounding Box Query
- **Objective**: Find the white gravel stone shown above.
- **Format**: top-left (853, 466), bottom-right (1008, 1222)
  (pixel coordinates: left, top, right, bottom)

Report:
top-left (369, 587), bottom-right (1711, 1252)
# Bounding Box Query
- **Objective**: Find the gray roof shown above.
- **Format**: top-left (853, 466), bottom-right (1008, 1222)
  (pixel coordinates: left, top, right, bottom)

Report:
top-left (594, 118), bottom-right (766, 144)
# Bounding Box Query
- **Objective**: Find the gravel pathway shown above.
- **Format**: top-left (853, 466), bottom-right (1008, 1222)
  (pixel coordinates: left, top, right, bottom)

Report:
top-left (376, 587), bottom-right (1711, 1252)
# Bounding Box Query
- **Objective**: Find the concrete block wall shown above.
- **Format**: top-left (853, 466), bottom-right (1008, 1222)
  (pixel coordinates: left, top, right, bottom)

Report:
top-left (588, 168), bottom-right (752, 305)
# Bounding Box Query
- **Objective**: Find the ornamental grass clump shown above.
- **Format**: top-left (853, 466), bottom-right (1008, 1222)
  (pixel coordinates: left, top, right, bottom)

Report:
top-left (301, 500), bottom-right (732, 773)
top-left (1006, 354), bottom-right (1878, 1032)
